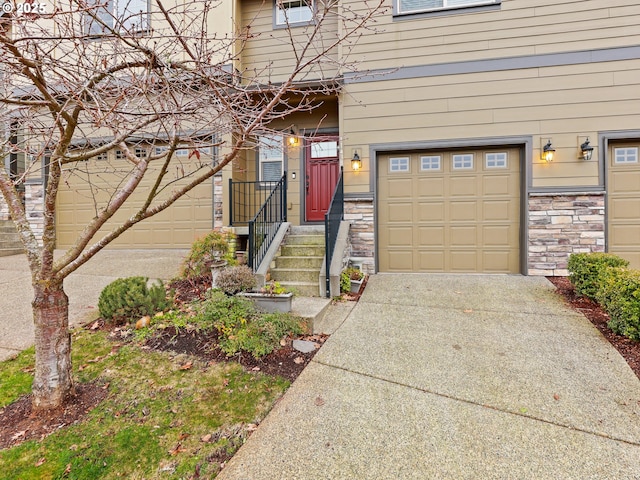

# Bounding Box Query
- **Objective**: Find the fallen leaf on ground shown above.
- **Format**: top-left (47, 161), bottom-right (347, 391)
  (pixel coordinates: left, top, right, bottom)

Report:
top-left (64, 464), bottom-right (72, 474)
top-left (201, 434), bottom-right (212, 443)
top-left (90, 321), bottom-right (100, 330)
top-left (11, 431), bottom-right (26, 440)
top-left (553, 394), bottom-right (560, 401)
top-left (315, 396), bottom-right (325, 406)
top-left (463, 309), bottom-right (473, 313)
top-left (294, 357), bottom-right (304, 364)
top-left (179, 362), bottom-right (193, 371)
top-left (169, 443), bottom-right (186, 456)
top-left (34, 457), bottom-right (46, 467)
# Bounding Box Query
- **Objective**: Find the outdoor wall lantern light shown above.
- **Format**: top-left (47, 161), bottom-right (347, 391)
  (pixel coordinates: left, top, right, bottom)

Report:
top-left (541, 139), bottom-right (555, 162)
top-left (288, 128), bottom-right (299, 147)
top-left (351, 151), bottom-right (362, 171)
top-left (580, 138), bottom-right (594, 161)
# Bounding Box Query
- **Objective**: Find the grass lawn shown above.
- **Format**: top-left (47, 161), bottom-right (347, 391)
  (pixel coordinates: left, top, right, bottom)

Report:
top-left (0, 326), bottom-right (290, 479)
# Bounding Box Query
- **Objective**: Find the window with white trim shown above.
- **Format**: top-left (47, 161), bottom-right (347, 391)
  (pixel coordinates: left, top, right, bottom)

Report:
top-left (389, 157), bottom-right (410, 172)
top-left (275, 0), bottom-right (313, 25)
top-left (311, 141), bottom-right (338, 158)
top-left (175, 148), bottom-right (189, 157)
top-left (614, 147), bottom-right (638, 164)
top-left (84, 0), bottom-right (150, 35)
top-left (420, 155), bottom-right (441, 171)
top-left (96, 152), bottom-right (108, 161)
top-left (485, 152), bottom-right (507, 169)
top-left (258, 135), bottom-right (284, 182)
top-left (397, 0), bottom-right (498, 15)
top-left (134, 147), bottom-right (148, 159)
top-left (452, 154), bottom-right (473, 170)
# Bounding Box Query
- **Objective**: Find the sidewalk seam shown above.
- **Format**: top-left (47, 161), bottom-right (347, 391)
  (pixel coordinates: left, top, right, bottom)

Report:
top-left (311, 359), bottom-right (640, 448)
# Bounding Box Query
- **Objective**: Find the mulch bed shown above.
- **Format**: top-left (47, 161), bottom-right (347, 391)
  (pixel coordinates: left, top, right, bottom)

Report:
top-left (547, 276), bottom-right (640, 380)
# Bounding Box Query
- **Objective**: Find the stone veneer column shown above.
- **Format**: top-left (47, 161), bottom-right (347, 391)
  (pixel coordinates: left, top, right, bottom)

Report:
top-left (344, 197), bottom-right (375, 274)
top-left (0, 197), bottom-right (8, 221)
top-left (528, 192), bottom-right (605, 276)
top-left (213, 174), bottom-right (223, 230)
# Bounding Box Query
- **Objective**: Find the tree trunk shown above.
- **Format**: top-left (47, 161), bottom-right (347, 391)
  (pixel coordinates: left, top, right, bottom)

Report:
top-left (32, 281), bottom-right (74, 411)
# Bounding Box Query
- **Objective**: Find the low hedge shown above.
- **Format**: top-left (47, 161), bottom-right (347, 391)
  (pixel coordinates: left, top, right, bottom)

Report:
top-left (595, 267), bottom-right (640, 341)
top-left (567, 252), bottom-right (629, 301)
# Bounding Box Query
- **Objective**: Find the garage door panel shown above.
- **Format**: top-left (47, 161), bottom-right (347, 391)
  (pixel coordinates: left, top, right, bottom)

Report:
top-left (387, 226), bottom-right (414, 247)
top-left (610, 171), bottom-right (640, 193)
top-left (609, 225), bottom-right (640, 246)
top-left (418, 251), bottom-right (444, 271)
top-left (450, 202), bottom-right (477, 221)
top-left (378, 148), bottom-right (520, 273)
top-left (610, 198), bottom-right (640, 219)
top-left (417, 177), bottom-right (444, 197)
top-left (450, 177), bottom-right (477, 196)
top-left (418, 226), bottom-right (444, 246)
top-left (450, 226), bottom-right (477, 246)
top-left (482, 200), bottom-right (510, 221)
top-left (418, 202), bottom-right (444, 222)
top-left (483, 175), bottom-right (512, 195)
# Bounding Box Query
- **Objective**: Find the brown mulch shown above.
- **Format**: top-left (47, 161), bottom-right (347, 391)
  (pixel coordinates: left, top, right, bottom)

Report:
top-left (547, 276), bottom-right (640, 380)
top-left (0, 382), bottom-right (108, 450)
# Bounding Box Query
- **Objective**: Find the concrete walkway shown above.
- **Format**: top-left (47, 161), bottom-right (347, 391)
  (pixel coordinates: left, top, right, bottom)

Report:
top-left (0, 250), bottom-right (187, 361)
top-left (218, 274), bottom-right (640, 479)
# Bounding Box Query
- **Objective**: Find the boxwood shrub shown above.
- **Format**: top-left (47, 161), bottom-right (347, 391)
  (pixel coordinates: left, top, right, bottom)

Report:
top-left (595, 267), bottom-right (640, 341)
top-left (98, 276), bottom-right (171, 325)
top-left (567, 252), bottom-right (629, 300)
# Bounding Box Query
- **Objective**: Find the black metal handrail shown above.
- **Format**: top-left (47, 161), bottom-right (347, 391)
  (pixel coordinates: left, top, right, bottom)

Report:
top-left (324, 167), bottom-right (344, 297)
top-left (248, 173), bottom-right (287, 271)
top-left (229, 178), bottom-right (282, 226)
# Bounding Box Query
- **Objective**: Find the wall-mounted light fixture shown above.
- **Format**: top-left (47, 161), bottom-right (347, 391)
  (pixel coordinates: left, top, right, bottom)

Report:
top-left (287, 128), bottom-right (299, 147)
top-left (351, 151), bottom-right (362, 171)
top-left (580, 137), bottom-right (594, 161)
top-left (541, 139), bottom-right (555, 162)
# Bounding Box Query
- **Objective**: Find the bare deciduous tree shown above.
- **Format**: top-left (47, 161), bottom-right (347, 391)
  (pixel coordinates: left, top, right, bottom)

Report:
top-left (0, 0), bottom-right (385, 411)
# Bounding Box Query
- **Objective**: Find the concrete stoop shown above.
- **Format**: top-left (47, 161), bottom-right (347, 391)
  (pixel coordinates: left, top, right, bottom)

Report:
top-left (291, 296), bottom-right (332, 333)
top-left (0, 220), bottom-right (23, 257)
top-left (271, 225), bottom-right (325, 297)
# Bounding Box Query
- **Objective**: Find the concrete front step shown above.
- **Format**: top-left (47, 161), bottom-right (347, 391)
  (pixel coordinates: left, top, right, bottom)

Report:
top-left (280, 281), bottom-right (321, 297)
top-left (275, 255), bottom-right (324, 269)
top-left (290, 225), bottom-right (325, 235)
top-left (281, 245), bottom-right (325, 257)
top-left (0, 248), bottom-right (24, 257)
top-left (285, 234), bottom-right (325, 246)
top-left (271, 268), bottom-right (319, 283)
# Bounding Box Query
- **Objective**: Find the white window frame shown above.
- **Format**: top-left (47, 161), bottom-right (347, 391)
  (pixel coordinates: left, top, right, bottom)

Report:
top-left (258, 135), bottom-right (285, 182)
top-left (614, 147), bottom-right (639, 164)
top-left (389, 157), bottom-right (410, 173)
top-left (452, 153), bottom-right (474, 170)
top-left (84, 0), bottom-right (150, 35)
top-left (485, 152), bottom-right (508, 169)
top-left (420, 155), bottom-right (441, 171)
top-left (396, 0), bottom-right (498, 16)
top-left (275, 0), bottom-right (314, 26)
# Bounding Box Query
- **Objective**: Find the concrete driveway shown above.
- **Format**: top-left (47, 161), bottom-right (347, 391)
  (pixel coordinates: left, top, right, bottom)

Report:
top-left (0, 250), bottom-right (187, 361)
top-left (219, 274), bottom-right (640, 479)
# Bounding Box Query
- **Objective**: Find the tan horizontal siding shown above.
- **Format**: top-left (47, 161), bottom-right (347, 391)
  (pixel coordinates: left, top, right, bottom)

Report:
top-left (341, 57), bottom-right (640, 190)
top-left (240, 0), bottom-right (340, 84)
top-left (341, 0), bottom-right (640, 71)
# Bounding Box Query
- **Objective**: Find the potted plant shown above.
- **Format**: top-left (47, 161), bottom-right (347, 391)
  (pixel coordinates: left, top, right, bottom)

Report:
top-left (239, 281), bottom-right (293, 313)
top-left (341, 267), bottom-right (364, 294)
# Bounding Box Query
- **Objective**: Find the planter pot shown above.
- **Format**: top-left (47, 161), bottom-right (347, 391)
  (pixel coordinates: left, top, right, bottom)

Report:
top-left (210, 260), bottom-right (228, 288)
top-left (350, 278), bottom-right (364, 294)
top-left (236, 251), bottom-right (247, 265)
top-left (238, 291), bottom-right (293, 313)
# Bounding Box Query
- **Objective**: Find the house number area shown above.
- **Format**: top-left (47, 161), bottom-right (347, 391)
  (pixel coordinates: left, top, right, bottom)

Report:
top-left (2, 2), bottom-right (48, 14)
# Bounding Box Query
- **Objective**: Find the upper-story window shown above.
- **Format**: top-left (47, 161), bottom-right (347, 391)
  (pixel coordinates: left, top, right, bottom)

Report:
top-left (84, 0), bottom-right (150, 35)
top-left (397, 0), bottom-right (498, 16)
top-left (275, 0), bottom-right (314, 26)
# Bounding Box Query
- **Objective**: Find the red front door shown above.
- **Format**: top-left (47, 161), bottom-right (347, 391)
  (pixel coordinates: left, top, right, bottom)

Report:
top-left (305, 138), bottom-right (340, 222)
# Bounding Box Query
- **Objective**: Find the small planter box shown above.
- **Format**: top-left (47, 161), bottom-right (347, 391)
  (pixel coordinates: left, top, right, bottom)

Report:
top-left (350, 278), bottom-right (364, 294)
top-left (210, 260), bottom-right (228, 288)
top-left (238, 291), bottom-right (293, 313)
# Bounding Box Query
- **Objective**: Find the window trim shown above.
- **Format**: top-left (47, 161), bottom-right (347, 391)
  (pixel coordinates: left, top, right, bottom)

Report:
top-left (273, 0), bottom-right (315, 28)
top-left (394, 0), bottom-right (500, 18)
top-left (613, 147), bottom-right (639, 165)
top-left (83, 0), bottom-right (151, 36)
top-left (420, 155), bottom-right (441, 171)
top-left (485, 152), bottom-right (508, 169)
top-left (452, 153), bottom-right (474, 170)
top-left (257, 134), bottom-right (286, 184)
top-left (389, 156), bottom-right (410, 173)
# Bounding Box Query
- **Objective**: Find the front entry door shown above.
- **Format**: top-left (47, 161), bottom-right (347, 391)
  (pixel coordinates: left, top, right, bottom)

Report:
top-left (305, 138), bottom-right (340, 222)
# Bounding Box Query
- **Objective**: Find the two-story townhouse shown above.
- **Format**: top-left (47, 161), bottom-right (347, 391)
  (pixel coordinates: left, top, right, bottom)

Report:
top-left (1, 0), bottom-right (235, 251)
top-left (228, 0), bottom-right (640, 277)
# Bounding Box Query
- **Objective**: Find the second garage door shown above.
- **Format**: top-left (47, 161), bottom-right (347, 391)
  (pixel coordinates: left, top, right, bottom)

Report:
top-left (378, 147), bottom-right (521, 273)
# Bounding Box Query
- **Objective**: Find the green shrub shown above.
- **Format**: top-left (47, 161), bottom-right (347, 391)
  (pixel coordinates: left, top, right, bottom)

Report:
top-left (181, 230), bottom-right (236, 279)
top-left (567, 253), bottom-right (629, 300)
top-left (195, 290), bottom-right (304, 358)
top-left (340, 267), bottom-right (363, 293)
top-left (595, 267), bottom-right (640, 341)
top-left (98, 277), bottom-right (171, 325)
top-left (215, 265), bottom-right (257, 295)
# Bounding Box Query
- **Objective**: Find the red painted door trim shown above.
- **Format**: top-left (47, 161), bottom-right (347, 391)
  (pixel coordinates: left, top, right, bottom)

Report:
top-left (305, 137), bottom-right (340, 222)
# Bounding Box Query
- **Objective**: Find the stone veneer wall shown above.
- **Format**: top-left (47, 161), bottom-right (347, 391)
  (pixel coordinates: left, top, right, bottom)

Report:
top-left (213, 174), bottom-right (223, 230)
top-left (344, 197), bottom-right (375, 274)
top-left (0, 183), bottom-right (45, 245)
top-left (528, 193), bottom-right (605, 276)
top-left (0, 197), bottom-right (8, 221)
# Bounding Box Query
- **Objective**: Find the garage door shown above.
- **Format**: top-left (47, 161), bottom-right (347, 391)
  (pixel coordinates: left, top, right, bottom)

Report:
top-left (607, 142), bottom-right (640, 268)
top-left (378, 148), bottom-right (521, 273)
top-left (56, 155), bottom-right (213, 249)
